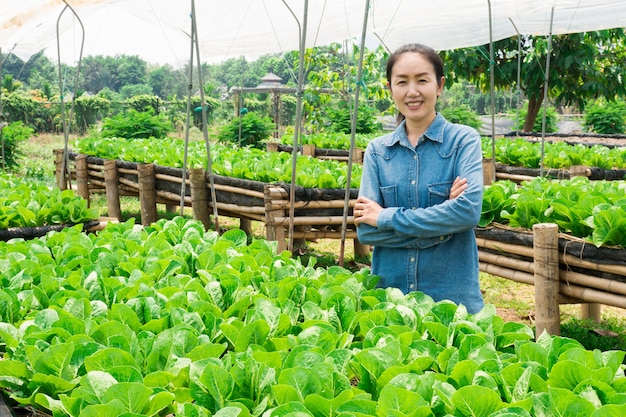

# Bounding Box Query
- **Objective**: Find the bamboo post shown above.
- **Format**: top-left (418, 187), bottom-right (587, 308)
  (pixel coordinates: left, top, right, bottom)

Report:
top-left (533, 223), bottom-right (560, 337)
top-left (266, 142), bottom-right (279, 153)
top-left (75, 154), bottom-right (89, 204)
top-left (303, 144), bottom-right (315, 157)
top-left (353, 149), bottom-right (364, 164)
top-left (264, 185), bottom-right (287, 253)
top-left (580, 303), bottom-right (602, 322)
top-left (138, 163), bottom-right (157, 226)
top-left (54, 149), bottom-right (67, 190)
top-left (189, 168), bottom-right (211, 230)
top-left (239, 218), bottom-right (252, 235)
top-left (104, 160), bottom-right (122, 221)
top-left (482, 158), bottom-right (494, 186)
top-left (569, 165), bottom-right (591, 178)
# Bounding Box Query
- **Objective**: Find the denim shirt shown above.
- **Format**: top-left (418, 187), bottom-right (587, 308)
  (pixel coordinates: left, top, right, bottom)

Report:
top-left (357, 113), bottom-right (484, 313)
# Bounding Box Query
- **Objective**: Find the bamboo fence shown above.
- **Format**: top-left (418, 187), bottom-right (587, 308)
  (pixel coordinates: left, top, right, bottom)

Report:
top-left (477, 223), bottom-right (626, 335)
top-left (56, 150), bottom-right (369, 257)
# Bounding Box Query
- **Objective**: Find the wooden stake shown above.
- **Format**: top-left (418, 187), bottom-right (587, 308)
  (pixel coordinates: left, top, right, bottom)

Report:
top-left (190, 168), bottom-right (211, 230)
top-left (75, 154), bottom-right (90, 204)
top-left (138, 163), bottom-right (157, 226)
top-left (104, 159), bottom-right (122, 221)
top-left (482, 158), bottom-right (494, 186)
top-left (533, 223), bottom-right (560, 337)
top-left (54, 149), bottom-right (67, 190)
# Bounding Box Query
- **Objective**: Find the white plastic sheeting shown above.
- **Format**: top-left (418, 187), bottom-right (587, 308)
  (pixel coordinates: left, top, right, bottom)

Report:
top-left (1, 0), bottom-right (625, 66)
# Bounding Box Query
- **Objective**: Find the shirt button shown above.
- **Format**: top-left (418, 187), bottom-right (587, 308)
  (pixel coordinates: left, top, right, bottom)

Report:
top-left (409, 284), bottom-right (415, 290)
top-left (410, 257), bottom-right (415, 262)
top-left (413, 155), bottom-right (417, 159)
top-left (411, 180), bottom-right (416, 184)
top-left (439, 236), bottom-right (444, 240)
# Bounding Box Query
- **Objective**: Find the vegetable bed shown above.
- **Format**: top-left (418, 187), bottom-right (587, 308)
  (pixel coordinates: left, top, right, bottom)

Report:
top-left (0, 217), bottom-right (624, 417)
top-left (0, 173), bottom-right (99, 241)
top-left (483, 137), bottom-right (626, 181)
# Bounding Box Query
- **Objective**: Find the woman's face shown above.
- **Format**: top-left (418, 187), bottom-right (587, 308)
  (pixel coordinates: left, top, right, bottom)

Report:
top-left (388, 52), bottom-right (444, 127)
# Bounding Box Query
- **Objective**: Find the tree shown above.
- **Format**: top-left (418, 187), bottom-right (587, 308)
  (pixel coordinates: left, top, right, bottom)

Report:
top-left (147, 65), bottom-right (187, 99)
top-left (443, 29), bottom-right (626, 131)
top-left (80, 55), bottom-right (147, 93)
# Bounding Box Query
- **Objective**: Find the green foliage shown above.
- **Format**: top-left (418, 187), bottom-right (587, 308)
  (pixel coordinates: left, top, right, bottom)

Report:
top-left (514, 101), bottom-right (559, 133)
top-left (583, 99), bottom-right (626, 134)
top-left (0, 121), bottom-right (34, 170)
top-left (119, 83), bottom-right (153, 99)
top-left (0, 217), bottom-right (623, 417)
top-left (325, 102), bottom-right (379, 134)
top-left (1, 92), bottom-right (37, 126)
top-left (74, 95), bottom-right (111, 134)
top-left (443, 29), bottom-right (626, 129)
top-left (218, 112), bottom-right (275, 148)
top-left (124, 94), bottom-right (162, 114)
top-left (100, 109), bottom-right (172, 139)
top-left (481, 177), bottom-right (626, 248)
top-left (280, 131), bottom-right (374, 150)
top-left (440, 104), bottom-right (483, 130)
top-left (0, 173), bottom-right (98, 227)
top-left (482, 137), bottom-right (626, 169)
top-left (561, 318), bottom-right (626, 358)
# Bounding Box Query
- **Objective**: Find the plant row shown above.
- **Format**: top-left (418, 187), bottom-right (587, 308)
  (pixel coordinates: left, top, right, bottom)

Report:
top-left (74, 137), bottom-right (361, 189)
top-left (482, 137), bottom-right (626, 170)
top-left (280, 133), bottom-right (626, 172)
top-left (0, 173), bottom-right (98, 229)
top-left (481, 176), bottom-right (626, 248)
top-left (279, 132), bottom-right (374, 151)
top-left (74, 137), bottom-right (626, 248)
top-left (0, 217), bottom-right (624, 417)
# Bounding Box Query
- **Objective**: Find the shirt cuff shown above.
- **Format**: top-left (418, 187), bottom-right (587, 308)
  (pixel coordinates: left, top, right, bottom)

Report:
top-left (377, 207), bottom-right (396, 230)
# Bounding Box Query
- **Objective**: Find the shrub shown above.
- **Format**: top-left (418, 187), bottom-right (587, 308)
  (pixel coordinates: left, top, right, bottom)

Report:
top-left (218, 112), bottom-right (275, 149)
top-left (74, 95), bottom-right (111, 134)
top-left (0, 121), bottom-right (34, 171)
top-left (100, 108), bottom-right (172, 139)
top-left (514, 101), bottom-right (559, 133)
top-left (440, 104), bottom-right (483, 130)
top-left (325, 102), bottom-right (379, 135)
top-left (583, 99), bottom-right (626, 134)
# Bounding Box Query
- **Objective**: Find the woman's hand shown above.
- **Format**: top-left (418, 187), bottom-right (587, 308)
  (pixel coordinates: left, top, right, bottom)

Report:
top-left (450, 176), bottom-right (467, 200)
top-left (354, 196), bottom-right (382, 227)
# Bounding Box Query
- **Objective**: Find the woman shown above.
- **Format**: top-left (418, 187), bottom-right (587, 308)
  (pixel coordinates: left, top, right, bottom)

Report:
top-left (354, 43), bottom-right (484, 314)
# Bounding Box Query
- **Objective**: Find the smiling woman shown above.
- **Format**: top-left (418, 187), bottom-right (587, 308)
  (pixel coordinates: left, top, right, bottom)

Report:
top-left (355, 43), bottom-right (485, 314)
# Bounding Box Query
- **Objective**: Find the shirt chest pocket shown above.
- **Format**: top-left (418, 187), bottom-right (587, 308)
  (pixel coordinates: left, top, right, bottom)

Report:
top-left (428, 181), bottom-right (454, 207)
top-left (380, 185), bottom-right (398, 208)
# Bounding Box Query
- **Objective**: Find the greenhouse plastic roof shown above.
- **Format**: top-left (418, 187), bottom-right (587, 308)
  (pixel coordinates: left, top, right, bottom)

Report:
top-left (1, 0), bottom-right (625, 66)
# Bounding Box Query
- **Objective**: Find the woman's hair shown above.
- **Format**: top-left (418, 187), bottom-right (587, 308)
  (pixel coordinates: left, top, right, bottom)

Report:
top-left (386, 43), bottom-right (444, 125)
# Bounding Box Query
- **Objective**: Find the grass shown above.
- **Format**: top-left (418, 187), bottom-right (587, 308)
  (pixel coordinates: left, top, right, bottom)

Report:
top-left (12, 133), bottom-right (626, 351)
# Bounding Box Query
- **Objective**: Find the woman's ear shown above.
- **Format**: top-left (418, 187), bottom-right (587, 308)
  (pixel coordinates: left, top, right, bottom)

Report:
top-left (437, 76), bottom-right (445, 96)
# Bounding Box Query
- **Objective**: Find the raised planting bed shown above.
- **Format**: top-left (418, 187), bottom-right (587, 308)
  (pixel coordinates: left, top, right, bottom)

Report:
top-left (56, 150), bottom-right (369, 257)
top-left (0, 172), bottom-right (100, 241)
top-left (483, 135), bottom-right (626, 183)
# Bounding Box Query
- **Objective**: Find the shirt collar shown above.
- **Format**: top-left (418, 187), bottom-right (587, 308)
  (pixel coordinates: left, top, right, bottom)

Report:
top-left (385, 113), bottom-right (446, 147)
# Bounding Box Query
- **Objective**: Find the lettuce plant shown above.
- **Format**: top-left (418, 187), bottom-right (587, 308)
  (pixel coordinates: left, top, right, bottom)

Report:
top-left (0, 217), bottom-right (623, 417)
